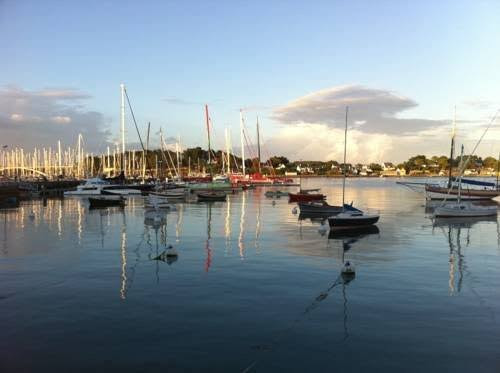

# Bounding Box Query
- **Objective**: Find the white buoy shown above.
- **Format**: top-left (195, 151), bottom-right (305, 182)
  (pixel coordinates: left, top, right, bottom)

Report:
top-left (292, 207), bottom-right (298, 214)
top-left (166, 245), bottom-right (178, 257)
top-left (341, 261), bottom-right (356, 275)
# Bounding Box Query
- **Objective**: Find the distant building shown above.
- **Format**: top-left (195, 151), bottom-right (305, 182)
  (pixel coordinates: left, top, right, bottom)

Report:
top-left (464, 169), bottom-right (478, 176)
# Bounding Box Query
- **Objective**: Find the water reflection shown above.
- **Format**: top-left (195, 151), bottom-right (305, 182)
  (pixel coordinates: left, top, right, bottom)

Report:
top-left (120, 210), bottom-right (127, 299)
top-left (425, 199), bottom-right (498, 215)
top-left (239, 191), bottom-right (246, 259)
top-left (205, 203), bottom-right (212, 272)
top-left (432, 216), bottom-right (498, 295)
top-left (298, 211), bottom-right (327, 224)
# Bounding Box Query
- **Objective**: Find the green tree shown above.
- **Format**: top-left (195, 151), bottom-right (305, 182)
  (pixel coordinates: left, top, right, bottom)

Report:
top-left (269, 156), bottom-right (289, 168)
top-left (369, 163), bottom-right (382, 172)
top-left (483, 156), bottom-right (498, 169)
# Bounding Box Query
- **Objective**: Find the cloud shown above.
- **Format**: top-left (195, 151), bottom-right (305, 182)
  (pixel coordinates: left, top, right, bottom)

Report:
top-left (272, 85), bottom-right (445, 134)
top-left (0, 85), bottom-right (110, 151)
top-left (262, 124), bottom-right (394, 163)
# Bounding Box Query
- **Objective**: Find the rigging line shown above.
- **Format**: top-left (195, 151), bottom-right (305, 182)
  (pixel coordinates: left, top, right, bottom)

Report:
top-left (242, 125), bottom-right (258, 159)
top-left (241, 275), bottom-right (344, 373)
top-left (124, 88), bottom-right (145, 151)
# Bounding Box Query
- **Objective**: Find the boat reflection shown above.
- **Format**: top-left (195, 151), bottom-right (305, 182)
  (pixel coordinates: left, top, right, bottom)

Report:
top-left (328, 225), bottom-right (380, 240)
top-left (432, 215), bottom-right (498, 295)
top-left (425, 199), bottom-right (498, 215)
top-left (298, 211), bottom-right (328, 224)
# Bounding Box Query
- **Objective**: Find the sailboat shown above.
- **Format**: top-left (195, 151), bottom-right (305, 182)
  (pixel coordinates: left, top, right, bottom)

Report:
top-left (288, 169), bottom-right (325, 202)
top-left (328, 107), bottom-right (380, 228)
top-left (434, 145), bottom-right (497, 218)
top-left (196, 105), bottom-right (227, 202)
top-left (425, 111), bottom-right (499, 200)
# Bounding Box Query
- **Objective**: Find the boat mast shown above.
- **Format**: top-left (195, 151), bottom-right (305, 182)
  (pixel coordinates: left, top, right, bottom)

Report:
top-left (225, 127), bottom-right (231, 175)
top-left (458, 144), bottom-right (464, 204)
top-left (205, 104), bottom-right (211, 166)
top-left (448, 106), bottom-right (456, 188)
top-left (240, 109), bottom-right (246, 176)
top-left (496, 152), bottom-right (499, 191)
top-left (342, 107), bottom-right (348, 210)
top-left (256, 116), bottom-right (261, 173)
top-left (120, 83), bottom-right (126, 176)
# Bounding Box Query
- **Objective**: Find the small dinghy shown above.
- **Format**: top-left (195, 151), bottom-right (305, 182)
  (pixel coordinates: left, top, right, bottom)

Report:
top-left (197, 190), bottom-right (227, 202)
top-left (88, 195), bottom-right (125, 208)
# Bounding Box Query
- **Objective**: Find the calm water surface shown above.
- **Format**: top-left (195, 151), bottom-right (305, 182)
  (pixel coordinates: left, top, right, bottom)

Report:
top-left (1, 178), bottom-right (499, 372)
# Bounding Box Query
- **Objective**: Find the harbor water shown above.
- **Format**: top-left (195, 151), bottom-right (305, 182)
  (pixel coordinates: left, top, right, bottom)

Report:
top-left (1, 178), bottom-right (499, 372)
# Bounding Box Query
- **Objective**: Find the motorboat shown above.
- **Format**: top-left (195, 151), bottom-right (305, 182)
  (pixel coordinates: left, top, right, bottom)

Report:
top-left (65, 178), bottom-right (110, 195)
top-left (64, 177), bottom-right (142, 196)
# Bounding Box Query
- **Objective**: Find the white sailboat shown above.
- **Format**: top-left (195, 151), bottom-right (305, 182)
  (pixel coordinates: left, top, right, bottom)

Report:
top-left (434, 145), bottom-right (497, 218)
top-left (328, 107), bottom-right (380, 228)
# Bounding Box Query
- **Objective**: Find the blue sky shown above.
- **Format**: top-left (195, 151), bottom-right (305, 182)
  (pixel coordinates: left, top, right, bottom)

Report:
top-left (1, 0), bottom-right (499, 161)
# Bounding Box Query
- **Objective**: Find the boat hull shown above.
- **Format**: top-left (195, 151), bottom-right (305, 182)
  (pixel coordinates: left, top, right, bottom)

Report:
top-left (298, 201), bottom-right (343, 214)
top-left (433, 204), bottom-right (497, 218)
top-left (288, 193), bottom-right (325, 202)
top-left (328, 213), bottom-right (379, 228)
top-left (197, 191), bottom-right (227, 202)
top-left (425, 185), bottom-right (499, 200)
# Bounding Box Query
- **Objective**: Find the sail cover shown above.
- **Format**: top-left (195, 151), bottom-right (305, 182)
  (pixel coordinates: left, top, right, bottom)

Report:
top-left (452, 177), bottom-right (496, 187)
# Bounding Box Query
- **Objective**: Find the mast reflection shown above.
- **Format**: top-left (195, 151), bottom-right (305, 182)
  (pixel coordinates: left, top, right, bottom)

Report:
top-left (120, 209), bottom-right (127, 300)
top-left (432, 217), bottom-right (496, 295)
top-left (239, 191), bottom-right (246, 259)
top-left (225, 198), bottom-right (231, 254)
top-left (255, 194), bottom-right (261, 254)
top-left (205, 203), bottom-right (212, 272)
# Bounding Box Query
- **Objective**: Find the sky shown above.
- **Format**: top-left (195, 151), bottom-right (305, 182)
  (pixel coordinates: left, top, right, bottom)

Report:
top-left (1, 0), bottom-right (500, 163)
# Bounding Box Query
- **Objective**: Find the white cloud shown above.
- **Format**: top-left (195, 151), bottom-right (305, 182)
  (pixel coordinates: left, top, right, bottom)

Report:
top-left (263, 124), bottom-right (394, 163)
top-left (272, 85), bottom-right (445, 134)
top-left (264, 85), bottom-right (500, 162)
top-left (0, 86), bottom-right (110, 151)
